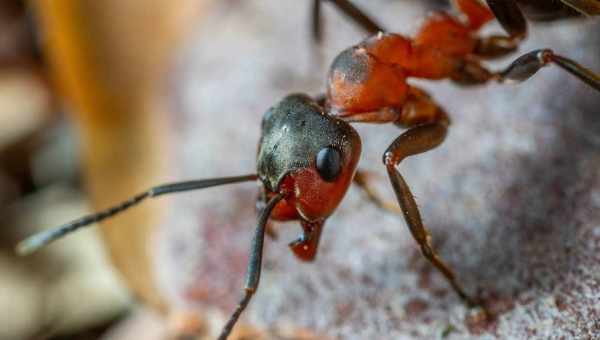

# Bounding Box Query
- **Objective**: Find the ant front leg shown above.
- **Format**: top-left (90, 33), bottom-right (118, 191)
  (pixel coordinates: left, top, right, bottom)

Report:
top-left (382, 103), bottom-right (480, 307)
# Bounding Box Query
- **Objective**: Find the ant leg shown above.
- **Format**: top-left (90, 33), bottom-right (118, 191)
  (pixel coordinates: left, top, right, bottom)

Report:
top-left (351, 85), bottom-right (456, 208)
top-left (218, 192), bottom-right (285, 340)
top-left (451, 58), bottom-right (496, 85)
top-left (313, 0), bottom-right (385, 43)
top-left (498, 49), bottom-right (600, 91)
top-left (452, 50), bottom-right (600, 91)
top-left (354, 170), bottom-right (402, 214)
top-left (312, 0), bottom-right (323, 43)
top-left (559, 0), bottom-right (600, 15)
top-left (484, 0), bottom-right (527, 39)
top-left (453, 0), bottom-right (495, 30)
top-left (383, 110), bottom-right (479, 306)
top-left (473, 0), bottom-right (600, 59)
top-left (472, 0), bottom-right (527, 58)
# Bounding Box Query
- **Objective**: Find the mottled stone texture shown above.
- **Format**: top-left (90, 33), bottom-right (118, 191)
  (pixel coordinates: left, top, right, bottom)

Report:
top-left (155, 1), bottom-right (600, 339)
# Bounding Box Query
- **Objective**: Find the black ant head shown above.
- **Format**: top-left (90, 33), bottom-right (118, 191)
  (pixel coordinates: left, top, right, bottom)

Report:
top-left (257, 94), bottom-right (361, 221)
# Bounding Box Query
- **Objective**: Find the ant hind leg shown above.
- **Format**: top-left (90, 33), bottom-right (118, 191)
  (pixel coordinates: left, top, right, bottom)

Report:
top-left (451, 50), bottom-right (600, 91)
top-left (353, 170), bottom-right (402, 214)
top-left (499, 49), bottom-right (600, 91)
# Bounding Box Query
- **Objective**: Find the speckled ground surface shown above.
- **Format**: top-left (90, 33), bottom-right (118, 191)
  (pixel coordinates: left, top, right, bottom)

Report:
top-left (153, 1), bottom-right (600, 339)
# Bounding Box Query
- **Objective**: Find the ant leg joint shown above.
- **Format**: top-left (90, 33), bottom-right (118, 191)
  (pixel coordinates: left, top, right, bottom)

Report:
top-left (499, 49), bottom-right (554, 83)
top-left (383, 152), bottom-right (395, 166)
top-left (420, 244), bottom-right (434, 259)
top-left (538, 49), bottom-right (555, 63)
top-left (494, 49), bottom-right (599, 91)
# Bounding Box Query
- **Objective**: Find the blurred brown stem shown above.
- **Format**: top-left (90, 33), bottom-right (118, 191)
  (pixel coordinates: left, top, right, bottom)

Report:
top-left (30, 0), bottom-right (208, 311)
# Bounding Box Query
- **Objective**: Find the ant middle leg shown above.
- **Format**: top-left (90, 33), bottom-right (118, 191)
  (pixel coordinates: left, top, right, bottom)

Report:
top-left (353, 169), bottom-right (402, 214)
top-left (311, 0), bottom-right (385, 44)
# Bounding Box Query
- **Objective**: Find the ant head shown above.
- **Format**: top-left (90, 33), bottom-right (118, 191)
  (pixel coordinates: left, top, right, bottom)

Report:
top-left (257, 94), bottom-right (361, 221)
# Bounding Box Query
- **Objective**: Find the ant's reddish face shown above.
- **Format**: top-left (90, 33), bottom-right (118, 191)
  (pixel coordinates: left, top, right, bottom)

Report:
top-left (257, 94), bottom-right (361, 222)
top-left (289, 151), bottom-right (358, 221)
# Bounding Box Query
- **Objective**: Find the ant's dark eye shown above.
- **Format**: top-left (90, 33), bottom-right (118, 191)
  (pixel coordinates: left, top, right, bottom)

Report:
top-left (316, 147), bottom-right (342, 182)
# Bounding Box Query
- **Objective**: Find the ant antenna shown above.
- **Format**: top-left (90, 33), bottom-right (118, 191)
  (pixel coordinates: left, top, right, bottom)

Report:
top-left (16, 174), bottom-right (258, 255)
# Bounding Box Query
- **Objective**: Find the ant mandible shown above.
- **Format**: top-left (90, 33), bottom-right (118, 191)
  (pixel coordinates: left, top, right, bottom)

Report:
top-left (16, 0), bottom-right (600, 339)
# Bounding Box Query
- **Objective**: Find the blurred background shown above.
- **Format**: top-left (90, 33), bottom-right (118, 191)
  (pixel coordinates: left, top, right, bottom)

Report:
top-left (0, 1), bottom-right (599, 339)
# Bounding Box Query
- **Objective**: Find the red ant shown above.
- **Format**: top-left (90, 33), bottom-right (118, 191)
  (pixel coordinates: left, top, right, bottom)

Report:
top-left (312, 0), bottom-right (600, 42)
top-left (16, 0), bottom-right (599, 339)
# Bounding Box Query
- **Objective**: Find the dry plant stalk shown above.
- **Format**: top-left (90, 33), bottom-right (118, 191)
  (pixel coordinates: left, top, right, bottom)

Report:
top-left (30, 0), bottom-right (208, 311)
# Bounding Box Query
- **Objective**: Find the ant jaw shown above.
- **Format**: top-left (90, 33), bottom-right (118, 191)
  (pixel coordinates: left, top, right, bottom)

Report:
top-left (288, 220), bottom-right (325, 262)
top-left (288, 237), bottom-right (317, 262)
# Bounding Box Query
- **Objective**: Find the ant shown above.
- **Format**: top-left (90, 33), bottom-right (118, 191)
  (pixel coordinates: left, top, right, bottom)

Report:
top-left (16, 0), bottom-right (599, 339)
top-left (312, 0), bottom-right (600, 44)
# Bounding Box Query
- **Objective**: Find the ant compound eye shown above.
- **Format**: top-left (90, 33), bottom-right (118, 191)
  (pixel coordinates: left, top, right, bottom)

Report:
top-left (316, 147), bottom-right (342, 182)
